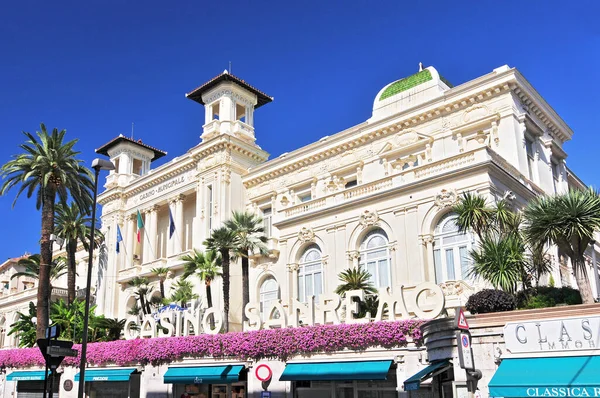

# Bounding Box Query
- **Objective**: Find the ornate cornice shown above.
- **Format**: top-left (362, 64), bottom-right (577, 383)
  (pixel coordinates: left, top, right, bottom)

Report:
top-left (244, 81), bottom-right (513, 188)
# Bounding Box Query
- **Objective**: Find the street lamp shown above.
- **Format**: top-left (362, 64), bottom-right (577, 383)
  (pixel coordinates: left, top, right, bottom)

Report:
top-left (77, 158), bottom-right (114, 398)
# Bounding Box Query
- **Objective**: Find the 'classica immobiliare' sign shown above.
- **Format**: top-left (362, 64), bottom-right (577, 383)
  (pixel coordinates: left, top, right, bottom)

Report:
top-left (124, 282), bottom-right (445, 339)
top-left (504, 316), bottom-right (600, 354)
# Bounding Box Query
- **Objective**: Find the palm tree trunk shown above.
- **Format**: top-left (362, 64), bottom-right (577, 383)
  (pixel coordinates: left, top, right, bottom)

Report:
top-left (159, 281), bottom-right (165, 299)
top-left (242, 253), bottom-right (250, 324)
top-left (37, 186), bottom-right (56, 339)
top-left (67, 239), bottom-right (77, 305)
top-left (139, 295), bottom-right (147, 315)
top-left (572, 255), bottom-right (595, 304)
top-left (206, 281), bottom-right (214, 329)
top-left (221, 249), bottom-right (230, 333)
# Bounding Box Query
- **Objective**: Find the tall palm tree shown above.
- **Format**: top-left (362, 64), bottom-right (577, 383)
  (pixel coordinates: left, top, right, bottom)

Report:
top-left (168, 279), bottom-right (199, 308)
top-left (54, 202), bottom-right (93, 304)
top-left (524, 189), bottom-right (600, 304)
top-left (204, 226), bottom-right (238, 332)
top-left (1, 124), bottom-right (93, 338)
top-left (151, 267), bottom-right (170, 299)
top-left (224, 211), bottom-right (268, 323)
top-left (181, 249), bottom-right (222, 309)
top-left (128, 276), bottom-right (152, 315)
top-left (11, 254), bottom-right (68, 283)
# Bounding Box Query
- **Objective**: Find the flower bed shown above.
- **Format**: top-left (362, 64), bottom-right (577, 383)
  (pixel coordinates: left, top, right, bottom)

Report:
top-left (0, 320), bottom-right (423, 368)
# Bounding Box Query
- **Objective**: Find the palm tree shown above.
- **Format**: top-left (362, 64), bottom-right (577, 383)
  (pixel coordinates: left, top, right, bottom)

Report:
top-left (168, 279), bottom-right (199, 308)
top-left (1, 124), bottom-right (94, 338)
top-left (11, 254), bottom-right (68, 283)
top-left (128, 276), bottom-right (152, 315)
top-left (92, 317), bottom-right (126, 341)
top-left (524, 189), bottom-right (600, 304)
top-left (7, 302), bottom-right (37, 348)
top-left (468, 234), bottom-right (526, 294)
top-left (224, 211), bottom-right (268, 323)
top-left (181, 249), bottom-right (222, 309)
top-left (335, 268), bottom-right (378, 318)
top-left (204, 226), bottom-right (238, 332)
top-left (151, 267), bottom-right (170, 299)
top-left (54, 202), bottom-right (93, 304)
top-left (453, 192), bottom-right (494, 240)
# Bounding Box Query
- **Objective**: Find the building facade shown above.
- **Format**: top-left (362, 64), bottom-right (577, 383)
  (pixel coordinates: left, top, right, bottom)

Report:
top-left (1, 65), bottom-right (600, 398)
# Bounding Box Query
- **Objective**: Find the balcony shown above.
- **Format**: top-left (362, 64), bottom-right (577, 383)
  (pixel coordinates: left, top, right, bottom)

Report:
top-left (0, 286), bottom-right (68, 306)
top-left (276, 148), bottom-right (489, 223)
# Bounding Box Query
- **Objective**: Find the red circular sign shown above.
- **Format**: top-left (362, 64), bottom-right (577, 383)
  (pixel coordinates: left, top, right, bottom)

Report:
top-left (255, 364), bottom-right (272, 382)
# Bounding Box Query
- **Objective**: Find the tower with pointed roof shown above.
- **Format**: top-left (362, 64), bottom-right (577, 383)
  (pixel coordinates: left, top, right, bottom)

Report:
top-left (186, 69), bottom-right (273, 143)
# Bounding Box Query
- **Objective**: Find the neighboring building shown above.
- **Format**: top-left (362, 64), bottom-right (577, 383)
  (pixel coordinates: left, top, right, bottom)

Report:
top-left (2, 65), bottom-right (600, 398)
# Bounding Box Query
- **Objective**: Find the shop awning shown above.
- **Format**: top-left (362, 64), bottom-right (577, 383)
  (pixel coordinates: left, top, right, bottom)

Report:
top-left (280, 360), bottom-right (393, 381)
top-left (489, 356), bottom-right (600, 397)
top-left (403, 360), bottom-right (451, 391)
top-left (6, 371), bottom-right (47, 381)
top-left (74, 368), bottom-right (137, 382)
top-left (164, 365), bottom-right (244, 384)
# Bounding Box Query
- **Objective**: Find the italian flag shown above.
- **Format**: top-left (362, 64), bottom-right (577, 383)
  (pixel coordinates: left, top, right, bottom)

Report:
top-left (136, 210), bottom-right (144, 243)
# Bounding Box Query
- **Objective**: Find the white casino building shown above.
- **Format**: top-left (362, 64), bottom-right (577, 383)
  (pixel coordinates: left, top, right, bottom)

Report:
top-left (1, 65), bottom-right (599, 398)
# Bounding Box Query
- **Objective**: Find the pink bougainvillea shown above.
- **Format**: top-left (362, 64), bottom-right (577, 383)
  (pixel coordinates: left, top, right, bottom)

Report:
top-left (0, 320), bottom-right (423, 369)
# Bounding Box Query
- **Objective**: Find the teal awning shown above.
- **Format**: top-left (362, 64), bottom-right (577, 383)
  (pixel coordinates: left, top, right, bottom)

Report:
top-left (489, 356), bottom-right (600, 397)
top-left (280, 360), bottom-right (392, 381)
top-left (7, 371), bottom-right (47, 381)
top-left (403, 360), bottom-right (451, 391)
top-left (164, 365), bottom-right (244, 384)
top-left (74, 368), bottom-right (137, 382)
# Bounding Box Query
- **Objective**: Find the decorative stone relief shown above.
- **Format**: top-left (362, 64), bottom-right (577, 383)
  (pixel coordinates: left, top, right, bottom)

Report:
top-left (395, 129), bottom-right (420, 147)
top-left (358, 210), bottom-right (379, 227)
top-left (259, 262), bottom-right (272, 272)
top-left (462, 103), bottom-right (490, 123)
top-left (434, 188), bottom-right (459, 208)
top-left (287, 263), bottom-right (299, 272)
top-left (297, 227), bottom-right (315, 243)
top-left (439, 281), bottom-right (465, 296)
top-left (346, 250), bottom-right (360, 261)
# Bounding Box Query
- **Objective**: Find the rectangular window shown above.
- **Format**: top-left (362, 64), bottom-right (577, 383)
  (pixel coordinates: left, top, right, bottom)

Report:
top-left (207, 185), bottom-right (213, 231)
top-left (445, 248), bottom-right (456, 280)
top-left (299, 193), bottom-right (312, 203)
top-left (433, 248), bottom-right (443, 284)
top-left (262, 207), bottom-right (272, 238)
top-left (525, 137), bottom-right (535, 181)
top-left (552, 161), bottom-right (560, 193)
top-left (344, 179), bottom-right (358, 189)
top-left (459, 246), bottom-right (469, 280)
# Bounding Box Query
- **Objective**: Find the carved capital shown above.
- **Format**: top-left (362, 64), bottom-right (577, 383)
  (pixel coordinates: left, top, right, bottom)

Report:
top-left (297, 227), bottom-right (315, 243)
top-left (359, 210), bottom-right (379, 228)
top-left (346, 250), bottom-right (360, 261)
top-left (434, 188), bottom-right (458, 208)
top-left (421, 235), bottom-right (434, 245)
top-left (287, 263), bottom-right (299, 272)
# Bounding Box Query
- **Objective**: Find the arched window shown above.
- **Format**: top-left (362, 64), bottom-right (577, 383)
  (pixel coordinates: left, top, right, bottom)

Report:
top-left (433, 213), bottom-right (472, 283)
top-left (298, 244), bottom-right (323, 303)
top-left (259, 277), bottom-right (280, 321)
top-left (0, 316), bottom-right (5, 348)
top-left (359, 229), bottom-right (391, 288)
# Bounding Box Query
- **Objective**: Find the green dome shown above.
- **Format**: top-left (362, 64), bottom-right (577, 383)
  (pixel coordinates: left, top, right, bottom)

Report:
top-left (379, 70), bottom-right (433, 101)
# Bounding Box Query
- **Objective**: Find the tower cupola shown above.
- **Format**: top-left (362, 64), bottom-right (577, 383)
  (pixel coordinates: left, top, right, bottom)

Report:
top-left (186, 70), bottom-right (273, 143)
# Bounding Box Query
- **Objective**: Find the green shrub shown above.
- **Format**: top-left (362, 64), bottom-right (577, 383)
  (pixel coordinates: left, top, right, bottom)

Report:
top-left (466, 289), bottom-right (517, 314)
top-left (516, 286), bottom-right (582, 309)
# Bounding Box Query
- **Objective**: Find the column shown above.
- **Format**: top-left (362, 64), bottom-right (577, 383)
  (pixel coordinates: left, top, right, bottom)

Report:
top-left (195, 178), bottom-right (204, 248)
top-left (287, 263), bottom-right (299, 301)
top-left (421, 235), bottom-right (435, 282)
top-left (126, 214), bottom-right (136, 268)
top-left (175, 194), bottom-right (185, 253)
top-left (142, 208), bottom-right (151, 264)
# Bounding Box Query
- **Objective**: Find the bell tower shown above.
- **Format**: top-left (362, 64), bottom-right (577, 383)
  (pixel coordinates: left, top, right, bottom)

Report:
top-left (186, 70), bottom-right (273, 143)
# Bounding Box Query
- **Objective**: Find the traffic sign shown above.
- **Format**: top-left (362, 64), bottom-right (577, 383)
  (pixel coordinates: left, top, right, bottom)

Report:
top-left (455, 308), bottom-right (469, 330)
top-left (46, 325), bottom-right (60, 339)
top-left (47, 346), bottom-right (78, 357)
top-left (456, 330), bottom-right (475, 370)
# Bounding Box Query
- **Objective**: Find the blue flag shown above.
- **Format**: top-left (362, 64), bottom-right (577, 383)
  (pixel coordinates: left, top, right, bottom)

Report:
top-left (116, 225), bottom-right (123, 253)
top-left (169, 208), bottom-right (175, 239)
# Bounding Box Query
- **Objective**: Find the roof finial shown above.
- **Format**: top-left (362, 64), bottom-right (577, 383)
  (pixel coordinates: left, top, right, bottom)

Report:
top-left (419, 62), bottom-right (424, 72)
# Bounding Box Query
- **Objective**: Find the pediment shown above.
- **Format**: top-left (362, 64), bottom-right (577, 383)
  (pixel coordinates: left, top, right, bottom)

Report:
top-left (377, 129), bottom-right (433, 156)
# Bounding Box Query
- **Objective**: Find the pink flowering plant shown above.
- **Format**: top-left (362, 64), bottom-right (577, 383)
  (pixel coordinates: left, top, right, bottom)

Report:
top-left (0, 320), bottom-right (422, 369)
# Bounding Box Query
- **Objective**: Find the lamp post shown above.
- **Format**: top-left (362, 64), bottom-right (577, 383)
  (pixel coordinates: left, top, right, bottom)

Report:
top-left (77, 158), bottom-right (114, 398)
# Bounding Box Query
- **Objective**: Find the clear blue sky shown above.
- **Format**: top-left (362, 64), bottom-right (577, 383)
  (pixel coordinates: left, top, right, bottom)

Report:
top-left (0, 0), bottom-right (598, 260)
